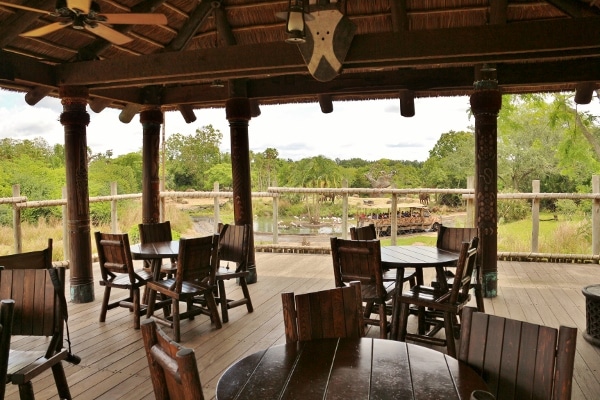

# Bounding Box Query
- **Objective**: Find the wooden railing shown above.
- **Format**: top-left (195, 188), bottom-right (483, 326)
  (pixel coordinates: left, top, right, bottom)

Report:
top-left (3, 175), bottom-right (600, 263)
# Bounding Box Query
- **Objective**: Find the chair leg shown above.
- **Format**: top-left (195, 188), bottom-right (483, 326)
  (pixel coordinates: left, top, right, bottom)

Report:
top-left (474, 283), bottom-right (485, 312)
top-left (99, 286), bottom-right (111, 322)
top-left (173, 300), bottom-right (180, 342)
top-left (205, 292), bottom-right (222, 329)
top-left (133, 287), bottom-right (141, 329)
top-left (378, 304), bottom-right (387, 339)
top-left (18, 382), bottom-right (35, 400)
top-left (363, 300), bottom-right (374, 318)
top-left (239, 277), bottom-right (253, 313)
top-left (443, 311), bottom-right (457, 358)
top-left (398, 303), bottom-right (410, 342)
top-left (218, 279), bottom-right (229, 323)
top-left (52, 362), bottom-right (72, 400)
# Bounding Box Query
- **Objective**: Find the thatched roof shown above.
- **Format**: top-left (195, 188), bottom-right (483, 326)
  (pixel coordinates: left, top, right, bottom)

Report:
top-left (1, 0), bottom-right (599, 117)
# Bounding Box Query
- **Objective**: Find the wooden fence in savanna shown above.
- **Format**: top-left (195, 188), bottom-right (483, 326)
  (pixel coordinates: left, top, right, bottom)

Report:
top-left (2, 176), bottom-right (600, 264)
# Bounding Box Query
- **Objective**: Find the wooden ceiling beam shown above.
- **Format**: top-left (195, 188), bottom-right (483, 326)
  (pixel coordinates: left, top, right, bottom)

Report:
top-left (84, 58), bottom-right (600, 108)
top-left (51, 17), bottom-right (600, 88)
top-left (166, 1), bottom-right (215, 51)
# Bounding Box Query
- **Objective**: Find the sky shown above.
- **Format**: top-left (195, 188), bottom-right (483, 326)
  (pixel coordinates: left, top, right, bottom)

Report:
top-left (1, 89), bottom-right (599, 162)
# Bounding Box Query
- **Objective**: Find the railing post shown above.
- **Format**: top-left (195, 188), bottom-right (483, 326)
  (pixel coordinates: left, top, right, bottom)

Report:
top-left (466, 176), bottom-right (475, 227)
top-left (111, 182), bottom-right (118, 233)
top-left (593, 175), bottom-right (600, 256)
top-left (12, 185), bottom-right (21, 253)
top-left (62, 186), bottom-right (69, 261)
top-left (214, 182), bottom-right (220, 233)
top-left (342, 180), bottom-right (348, 239)
top-left (272, 179), bottom-right (279, 244)
top-left (531, 180), bottom-right (540, 253)
top-left (391, 193), bottom-right (398, 245)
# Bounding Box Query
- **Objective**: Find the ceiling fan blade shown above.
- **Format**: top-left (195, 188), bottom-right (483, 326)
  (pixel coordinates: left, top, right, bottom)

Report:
top-left (21, 22), bottom-right (71, 37)
top-left (85, 23), bottom-right (132, 45)
top-left (67, 0), bottom-right (91, 14)
top-left (0, 1), bottom-right (51, 14)
top-left (101, 13), bottom-right (168, 25)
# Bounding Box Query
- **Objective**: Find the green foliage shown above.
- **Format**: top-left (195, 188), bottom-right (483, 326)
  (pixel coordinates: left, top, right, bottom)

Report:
top-left (204, 163), bottom-right (233, 190)
top-left (165, 125), bottom-right (223, 190)
top-left (422, 130), bottom-right (474, 189)
top-left (497, 198), bottom-right (529, 223)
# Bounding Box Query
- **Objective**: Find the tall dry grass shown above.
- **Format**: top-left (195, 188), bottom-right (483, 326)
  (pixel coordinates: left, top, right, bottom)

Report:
top-left (0, 200), bottom-right (193, 261)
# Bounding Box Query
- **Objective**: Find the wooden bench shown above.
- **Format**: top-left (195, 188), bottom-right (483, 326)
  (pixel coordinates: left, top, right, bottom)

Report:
top-left (0, 239), bottom-right (52, 270)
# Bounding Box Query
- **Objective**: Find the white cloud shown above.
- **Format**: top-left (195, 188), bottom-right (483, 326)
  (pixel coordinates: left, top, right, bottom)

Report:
top-left (17, 89), bottom-right (593, 162)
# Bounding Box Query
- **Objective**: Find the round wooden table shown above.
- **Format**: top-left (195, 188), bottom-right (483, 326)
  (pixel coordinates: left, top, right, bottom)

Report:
top-left (381, 245), bottom-right (459, 339)
top-left (216, 337), bottom-right (488, 400)
top-left (130, 240), bottom-right (179, 281)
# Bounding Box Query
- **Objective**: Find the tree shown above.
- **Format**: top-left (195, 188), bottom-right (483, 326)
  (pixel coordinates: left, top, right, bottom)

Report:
top-left (497, 95), bottom-right (563, 192)
top-left (165, 125), bottom-right (223, 190)
top-left (422, 130), bottom-right (475, 189)
top-left (205, 163), bottom-right (233, 190)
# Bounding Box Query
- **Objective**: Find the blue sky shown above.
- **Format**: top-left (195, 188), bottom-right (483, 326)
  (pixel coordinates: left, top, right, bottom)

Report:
top-left (1, 89), bottom-right (598, 162)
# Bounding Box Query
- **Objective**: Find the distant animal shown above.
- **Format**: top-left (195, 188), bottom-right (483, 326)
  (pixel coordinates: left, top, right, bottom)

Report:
top-left (419, 193), bottom-right (430, 205)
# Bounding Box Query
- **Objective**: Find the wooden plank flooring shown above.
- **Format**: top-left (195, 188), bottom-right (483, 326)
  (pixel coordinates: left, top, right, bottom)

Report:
top-left (4, 253), bottom-right (600, 399)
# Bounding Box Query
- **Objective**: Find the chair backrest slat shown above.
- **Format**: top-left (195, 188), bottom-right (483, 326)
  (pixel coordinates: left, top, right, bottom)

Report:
top-left (448, 238), bottom-right (479, 304)
top-left (218, 224), bottom-right (250, 270)
top-left (0, 268), bottom-right (63, 338)
top-left (95, 232), bottom-right (136, 282)
top-left (437, 226), bottom-right (478, 252)
top-left (350, 224), bottom-right (377, 240)
top-left (331, 237), bottom-right (384, 294)
top-left (176, 235), bottom-right (219, 289)
top-left (141, 319), bottom-right (205, 400)
top-left (0, 238), bottom-right (53, 270)
top-left (139, 221), bottom-right (173, 244)
top-left (282, 282), bottom-right (364, 343)
top-left (459, 307), bottom-right (577, 400)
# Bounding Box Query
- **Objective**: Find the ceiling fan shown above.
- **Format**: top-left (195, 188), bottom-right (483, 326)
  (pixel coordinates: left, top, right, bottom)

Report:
top-left (0, 0), bottom-right (168, 45)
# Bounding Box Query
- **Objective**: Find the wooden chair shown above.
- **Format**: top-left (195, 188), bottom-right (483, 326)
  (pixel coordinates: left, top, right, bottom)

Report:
top-left (215, 223), bottom-right (253, 323)
top-left (459, 307), bottom-right (577, 400)
top-left (0, 238), bottom-right (52, 269)
top-left (436, 225), bottom-right (484, 311)
top-left (0, 299), bottom-right (15, 400)
top-left (350, 224), bottom-right (378, 240)
top-left (351, 223), bottom-right (417, 286)
top-left (141, 318), bottom-right (205, 400)
top-left (330, 237), bottom-right (396, 339)
top-left (146, 235), bottom-right (222, 342)
top-left (138, 221), bottom-right (177, 278)
top-left (398, 237), bottom-right (479, 357)
top-left (95, 231), bottom-right (153, 329)
top-left (1, 267), bottom-right (74, 399)
top-left (281, 281), bottom-right (364, 343)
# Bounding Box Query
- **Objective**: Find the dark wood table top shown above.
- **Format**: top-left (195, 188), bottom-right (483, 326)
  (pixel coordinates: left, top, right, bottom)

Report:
top-left (216, 337), bottom-right (488, 400)
top-left (381, 245), bottom-right (459, 269)
top-left (130, 240), bottom-right (179, 260)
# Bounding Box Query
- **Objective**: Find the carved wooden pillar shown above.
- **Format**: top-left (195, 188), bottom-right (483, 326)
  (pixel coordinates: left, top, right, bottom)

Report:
top-left (60, 86), bottom-right (94, 303)
top-left (226, 98), bottom-right (257, 283)
top-left (470, 74), bottom-right (502, 298)
top-left (140, 106), bottom-right (163, 223)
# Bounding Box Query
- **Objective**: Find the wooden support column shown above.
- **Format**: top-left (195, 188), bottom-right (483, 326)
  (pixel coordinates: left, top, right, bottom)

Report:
top-left (470, 73), bottom-right (502, 298)
top-left (60, 86), bottom-right (94, 303)
top-left (226, 97), bottom-right (257, 284)
top-left (140, 107), bottom-right (163, 223)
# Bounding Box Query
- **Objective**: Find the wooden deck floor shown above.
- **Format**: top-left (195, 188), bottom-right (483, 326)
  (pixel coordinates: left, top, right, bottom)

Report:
top-left (5, 253), bottom-right (600, 400)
